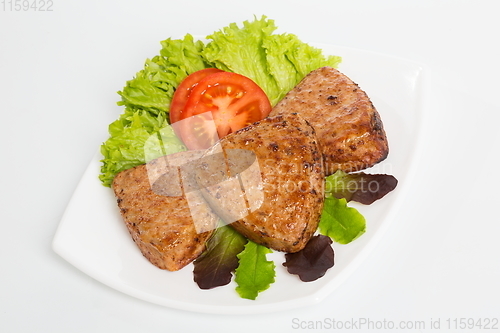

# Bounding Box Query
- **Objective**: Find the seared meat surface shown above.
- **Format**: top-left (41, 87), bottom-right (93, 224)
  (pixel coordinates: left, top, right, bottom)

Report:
top-left (195, 114), bottom-right (325, 253)
top-left (270, 66), bottom-right (389, 175)
top-left (112, 150), bottom-right (218, 271)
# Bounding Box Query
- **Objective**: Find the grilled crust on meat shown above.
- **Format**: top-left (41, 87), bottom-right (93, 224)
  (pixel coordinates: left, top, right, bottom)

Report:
top-left (270, 66), bottom-right (389, 175)
top-left (112, 151), bottom-right (218, 271)
top-left (195, 114), bottom-right (325, 253)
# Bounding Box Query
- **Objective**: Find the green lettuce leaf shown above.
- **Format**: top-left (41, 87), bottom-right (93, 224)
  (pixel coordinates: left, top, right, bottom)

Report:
top-left (318, 197), bottom-right (366, 244)
top-left (234, 241), bottom-right (276, 300)
top-left (99, 108), bottom-right (186, 187)
top-left (100, 35), bottom-right (206, 186)
top-left (117, 34), bottom-right (209, 115)
top-left (264, 33), bottom-right (341, 103)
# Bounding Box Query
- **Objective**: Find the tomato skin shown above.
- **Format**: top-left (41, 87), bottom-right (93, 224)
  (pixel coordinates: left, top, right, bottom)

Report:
top-left (169, 68), bottom-right (223, 124)
top-left (184, 72), bottom-right (271, 146)
top-left (171, 70), bottom-right (272, 150)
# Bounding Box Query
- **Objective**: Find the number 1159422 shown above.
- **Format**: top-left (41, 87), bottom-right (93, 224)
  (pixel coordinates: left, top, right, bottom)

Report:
top-left (2, 0), bottom-right (53, 11)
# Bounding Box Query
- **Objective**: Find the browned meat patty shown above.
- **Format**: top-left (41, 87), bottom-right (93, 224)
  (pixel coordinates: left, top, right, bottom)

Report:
top-left (270, 66), bottom-right (389, 175)
top-left (112, 150), bottom-right (218, 271)
top-left (195, 114), bottom-right (325, 253)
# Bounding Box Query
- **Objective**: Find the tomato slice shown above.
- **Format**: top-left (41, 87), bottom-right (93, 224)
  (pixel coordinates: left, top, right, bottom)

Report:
top-left (177, 71), bottom-right (272, 149)
top-left (169, 68), bottom-right (224, 124)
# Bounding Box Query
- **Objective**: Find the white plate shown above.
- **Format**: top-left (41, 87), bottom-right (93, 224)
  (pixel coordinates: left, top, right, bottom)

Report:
top-left (52, 43), bottom-right (427, 315)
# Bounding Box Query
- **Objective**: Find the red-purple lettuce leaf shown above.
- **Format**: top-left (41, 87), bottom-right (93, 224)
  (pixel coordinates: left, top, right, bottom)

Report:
top-left (283, 235), bottom-right (334, 282)
top-left (325, 170), bottom-right (398, 205)
top-left (193, 223), bottom-right (247, 289)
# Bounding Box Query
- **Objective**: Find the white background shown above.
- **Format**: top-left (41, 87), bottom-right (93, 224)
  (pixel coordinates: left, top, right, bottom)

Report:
top-left (1, 0), bottom-right (499, 332)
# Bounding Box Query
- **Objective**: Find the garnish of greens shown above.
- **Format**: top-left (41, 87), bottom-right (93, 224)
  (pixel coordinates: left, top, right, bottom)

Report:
top-left (99, 16), bottom-right (398, 300)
